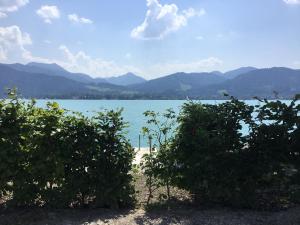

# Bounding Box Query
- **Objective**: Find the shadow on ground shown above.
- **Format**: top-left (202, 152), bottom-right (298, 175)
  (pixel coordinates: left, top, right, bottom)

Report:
top-left (0, 208), bottom-right (132, 225)
top-left (0, 205), bottom-right (300, 225)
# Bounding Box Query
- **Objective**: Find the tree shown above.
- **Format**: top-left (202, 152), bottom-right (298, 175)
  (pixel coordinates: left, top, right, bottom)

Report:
top-left (141, 109), bottom-right (176, 204)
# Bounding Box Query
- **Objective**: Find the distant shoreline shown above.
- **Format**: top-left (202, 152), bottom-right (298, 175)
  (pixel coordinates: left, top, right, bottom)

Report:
top-left (1, 98), bottom-right (296, 100)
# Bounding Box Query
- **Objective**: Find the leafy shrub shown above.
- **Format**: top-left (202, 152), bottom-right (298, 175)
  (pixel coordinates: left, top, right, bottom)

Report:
top-left (171, 99), bottom-right (253, 206)
top-left (171, 96), bottom-right (299, 209)
top-left (243, 98), bottom-right (300, 208)
top-left (88, 110), bottom-right (135, 208)
top-left (0, 91), bottom-right (135, 208)
top-left (1, 90), bottom-right (299, 210)
top-left (141, 109), bottom-right (176, 204)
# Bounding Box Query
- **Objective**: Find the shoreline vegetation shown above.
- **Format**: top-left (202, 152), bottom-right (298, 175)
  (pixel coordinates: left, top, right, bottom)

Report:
top-left (0, 91), bottom-right (299, 225)
top-left (1, 97), bottom-right (297, 101)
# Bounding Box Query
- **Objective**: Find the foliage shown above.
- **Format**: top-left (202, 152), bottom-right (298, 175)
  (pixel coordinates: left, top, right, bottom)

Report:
top-left (141, 109), bottom-right (176, 204)
top-left (171, 96), bottom-right (300, 209)
top-left (0, 89), bottom-right (34, 205)
top-left (1, 89), bottom-right (299, 210)
top-left (0, 90), bottom-right (135, 208)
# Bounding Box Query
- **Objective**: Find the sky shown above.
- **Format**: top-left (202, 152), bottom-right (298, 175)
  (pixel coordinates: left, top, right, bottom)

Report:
top-left (0, 0), bottom-right (300, 79)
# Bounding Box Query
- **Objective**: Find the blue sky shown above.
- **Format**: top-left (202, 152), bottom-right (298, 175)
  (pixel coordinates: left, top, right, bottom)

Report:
top-left (0, 0), bottom-right (300, 79)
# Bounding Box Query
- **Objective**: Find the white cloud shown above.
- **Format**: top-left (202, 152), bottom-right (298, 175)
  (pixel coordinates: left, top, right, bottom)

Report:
top-left (0, 25), bottom-right (32, 61)
top-left (68, 14), bottom-right (93, 24)
top-left (58, 45), bottom-right (141, 77)
top-left (53, 48), bottom-right (222, 78)
top-left (36, 5), bottom-right (60, 24)
top-left (22, 50), bottom-right (52, 63)
top-left (0, 26), bottom-right (140, 77)
top-left (143, 57), bottom-right (223, 78)
top-left (183, 8), bottom-right (206, 18)
top-left (0, 0), bottom-right (28, 12)
top-left (0, 46), bottom-right (6, 60)
top-left (0, 25), bottom-right (53, 63)
top-left (195, 35), bottom-right (204, 40)
top-left (131, 0), bottom-right (205, 40)
top-left (0, 26), bottom-right (221, 79)
top-left (0, 11), bottom-right (7, 18)
top-left (283, 0), bottom-right (300, 4)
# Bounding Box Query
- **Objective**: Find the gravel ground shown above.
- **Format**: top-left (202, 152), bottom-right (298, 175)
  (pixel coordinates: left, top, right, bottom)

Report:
top-left (1, 206), bottom-right (300, 225)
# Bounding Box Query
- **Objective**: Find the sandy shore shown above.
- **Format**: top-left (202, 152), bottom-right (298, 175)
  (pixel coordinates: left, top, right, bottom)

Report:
top-left (133, 147), bottom-right (150, 165)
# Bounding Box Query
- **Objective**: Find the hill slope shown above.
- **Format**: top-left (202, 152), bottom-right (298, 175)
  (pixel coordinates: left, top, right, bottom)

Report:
top-left (132, 67), bottom-right (300, 99)
top-left (0, 64), bottom-right (138, 99)
top-left (1, 63), bottom-right (299, 99)
top-left (3, 62), bottom-right (107, 84)
top-left (105, 73), bottom-right (146, 86)
top-left (185, 67), bottom-right (300, 99)
top-left (130, 72), bottom-right (226, 98)
top-left (216, 67), bottom-right (300, 98)
top-left (0, 64), bottom-right (94, 98)
top-left (222, 67), bottom-right (257, 79)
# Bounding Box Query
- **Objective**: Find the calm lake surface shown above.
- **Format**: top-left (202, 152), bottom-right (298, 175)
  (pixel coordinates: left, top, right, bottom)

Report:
top-left (34, 100), bottom-right (292, 147)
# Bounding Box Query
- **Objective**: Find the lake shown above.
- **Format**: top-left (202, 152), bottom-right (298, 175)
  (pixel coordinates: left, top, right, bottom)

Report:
top-left (34, 100), bottom-right (292, 147)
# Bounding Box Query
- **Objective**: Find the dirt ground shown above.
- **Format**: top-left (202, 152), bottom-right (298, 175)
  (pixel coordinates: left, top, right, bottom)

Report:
top-left (1, 206), bottom-right (300, 225)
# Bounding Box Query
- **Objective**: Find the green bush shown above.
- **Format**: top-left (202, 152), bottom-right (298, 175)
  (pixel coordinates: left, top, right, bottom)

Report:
top-left (244, 98), bottom-right (300, 208)
top-left (0, 91), bottom-right (34, 206)
top-left (171, 99), bottom-right (252, 206)
top-left (171, 96), bottom-right (299, 209)
top-left (1, 90), bottom-right (299, 210)
top-left (0, 92), bottom-right (135, 208)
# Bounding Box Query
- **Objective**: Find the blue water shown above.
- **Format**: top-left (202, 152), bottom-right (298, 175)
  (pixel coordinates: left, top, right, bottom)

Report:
top-left (35, 100), bottom-right (186, 147)
top-left (34, 100), bottom-right (292, 147)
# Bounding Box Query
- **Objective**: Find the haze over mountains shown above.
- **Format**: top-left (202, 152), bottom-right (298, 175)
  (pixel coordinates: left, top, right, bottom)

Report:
top-left (0, 62), bottom-right (299, 99)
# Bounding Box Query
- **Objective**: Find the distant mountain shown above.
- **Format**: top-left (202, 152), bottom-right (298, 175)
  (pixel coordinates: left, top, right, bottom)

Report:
top-left (0, 64), bottom-right (93, 98)
top-left (222, 67), bottom-right (257, 79)
top-left (130, 72), bottom-right (226, 97)
top-left (27, 62), bottom-right (66, 72)
top-left (0, 62), bottom-right (299, 99)
top-left (0, 64), bottom-right (139, 99)
top-left (4, 62), bottom-right (107, 84)
top-left (130, 68), bottom-right (300, 99)
top-left (105, 73), bottom-right (146, 86)
top-left (210, 67), bottom-right (300, 99)
top-left (211, 71), bottom-right (223, 76)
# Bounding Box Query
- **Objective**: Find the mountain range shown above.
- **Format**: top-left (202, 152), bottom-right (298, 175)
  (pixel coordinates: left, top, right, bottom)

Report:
top-left (0, 62), bottom-right (299, 99)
